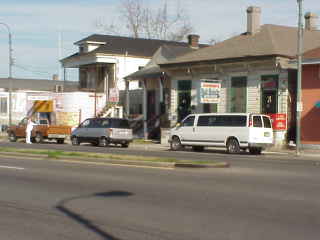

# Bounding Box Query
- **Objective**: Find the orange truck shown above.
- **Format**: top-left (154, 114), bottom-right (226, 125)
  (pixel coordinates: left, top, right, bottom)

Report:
top-left (7, 118), bottom-right (71, 144)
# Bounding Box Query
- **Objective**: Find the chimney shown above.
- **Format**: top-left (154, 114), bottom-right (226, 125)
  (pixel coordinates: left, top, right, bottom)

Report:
top-left (247, 6), bottom-right (261, 35)
top-left (305, 12), bottom-right (318, 31)
top-left (188, 34), bottom-right (200, 49)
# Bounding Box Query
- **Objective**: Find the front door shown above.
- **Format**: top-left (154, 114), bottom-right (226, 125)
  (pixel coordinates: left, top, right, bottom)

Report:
top-left (261, 90), bottom-right (277, 114)
top-left (177, 80), bottom-right (192, 122)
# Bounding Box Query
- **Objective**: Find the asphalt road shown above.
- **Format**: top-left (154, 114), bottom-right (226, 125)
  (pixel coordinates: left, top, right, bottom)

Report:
top-left (1, 152), bottom-right (320, 240)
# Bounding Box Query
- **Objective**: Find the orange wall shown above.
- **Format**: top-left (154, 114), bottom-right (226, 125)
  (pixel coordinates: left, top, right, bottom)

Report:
top-left (301, 64), bottom-right (320, 144)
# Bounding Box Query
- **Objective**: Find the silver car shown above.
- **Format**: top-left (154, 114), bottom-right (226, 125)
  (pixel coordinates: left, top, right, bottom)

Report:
top-left (71, 118), bottom-right (133, 147)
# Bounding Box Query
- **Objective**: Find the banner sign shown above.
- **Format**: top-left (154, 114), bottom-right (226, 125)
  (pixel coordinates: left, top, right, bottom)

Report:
top-left (200, 80), bottom-right (221, 104)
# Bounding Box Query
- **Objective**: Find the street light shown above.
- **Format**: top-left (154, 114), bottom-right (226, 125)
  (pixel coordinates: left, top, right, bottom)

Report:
top-left (0, 22), bottom-right (13, 126)
top-left (296, 0), bottom-right (303, 156)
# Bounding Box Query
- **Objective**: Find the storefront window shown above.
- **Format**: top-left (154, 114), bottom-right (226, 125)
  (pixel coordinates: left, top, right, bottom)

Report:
top-left (0, 97), bottom-right (8, 114)
top-left (230, 77), bottom-right (247, 113)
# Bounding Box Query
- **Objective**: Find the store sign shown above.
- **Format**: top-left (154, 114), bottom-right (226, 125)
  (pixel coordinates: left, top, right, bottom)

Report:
top-left (200, 80), bottom-right (221, 104)
top-left (268, 113), bottom-right (287, 131)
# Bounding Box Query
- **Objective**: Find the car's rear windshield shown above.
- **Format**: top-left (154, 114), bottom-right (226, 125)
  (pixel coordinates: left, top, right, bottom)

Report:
top-left (110, 119), bottom-right (130, 128)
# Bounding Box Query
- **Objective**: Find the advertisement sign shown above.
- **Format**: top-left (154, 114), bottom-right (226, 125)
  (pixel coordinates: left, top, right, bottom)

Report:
top-left (268, 113), bottom-right (287, 131)
top-left (200, 80), bottom-right (221, 104)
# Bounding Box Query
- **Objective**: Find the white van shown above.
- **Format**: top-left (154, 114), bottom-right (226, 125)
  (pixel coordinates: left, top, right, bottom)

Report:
top-left (169, 113), bottom-right (273, 154)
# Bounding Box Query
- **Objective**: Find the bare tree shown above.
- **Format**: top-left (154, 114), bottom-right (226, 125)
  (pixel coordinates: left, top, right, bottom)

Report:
top-left (96, 0), bottom-right (193, 41)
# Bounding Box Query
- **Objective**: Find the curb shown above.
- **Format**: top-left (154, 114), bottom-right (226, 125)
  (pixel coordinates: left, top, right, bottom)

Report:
top-left (0, 151), bottom-right (229, 169)
top-left (174, 162), bottom-right (230, 168)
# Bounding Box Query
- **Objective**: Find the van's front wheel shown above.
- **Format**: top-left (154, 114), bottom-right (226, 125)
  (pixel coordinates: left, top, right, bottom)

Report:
top-left (170, 136), bottom-right (182, 151)
top-left (227, 138), bottom-right (240, 154)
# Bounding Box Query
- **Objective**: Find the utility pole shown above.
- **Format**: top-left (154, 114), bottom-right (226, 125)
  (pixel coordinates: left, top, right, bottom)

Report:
top-left (0, 23), bottom-right (13, 126)
top-left (296, 0), bottom-right (303, 156)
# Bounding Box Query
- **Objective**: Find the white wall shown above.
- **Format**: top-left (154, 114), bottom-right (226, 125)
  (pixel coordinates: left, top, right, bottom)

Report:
top-left (115, 55), bottom-right (149, 90)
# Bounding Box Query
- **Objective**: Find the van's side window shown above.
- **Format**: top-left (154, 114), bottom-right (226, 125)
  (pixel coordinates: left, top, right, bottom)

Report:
top-left (182, 116), bottom-right (195, 127)
top-left (197, 116), bottom-right (210, 126)
top-left (253, 116), bottom-right (262, 128)
top-left (262, 116), bottom-right (272, 128)
top-left (97, 119), bottom-right (110, 128)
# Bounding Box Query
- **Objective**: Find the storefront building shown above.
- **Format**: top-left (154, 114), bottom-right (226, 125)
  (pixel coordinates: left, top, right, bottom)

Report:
top-left (159, 7), bottom-right (320, 147)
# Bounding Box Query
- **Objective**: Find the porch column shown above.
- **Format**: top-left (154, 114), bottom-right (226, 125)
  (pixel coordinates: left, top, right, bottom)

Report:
top-left (125, 79), bottom-right (130, 117)
top-left (142, 80), bottom-right (148, 140)
top-left (104, 68), bottom-right (109, 105)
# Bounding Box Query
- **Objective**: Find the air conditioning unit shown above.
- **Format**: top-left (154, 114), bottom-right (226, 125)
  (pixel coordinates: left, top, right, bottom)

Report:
top-left (55, 85), bottom-right (64, 93)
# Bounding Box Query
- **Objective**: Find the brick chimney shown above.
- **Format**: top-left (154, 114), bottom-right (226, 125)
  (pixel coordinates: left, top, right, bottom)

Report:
top-left (247, 6), bottom-right (261, 35)
top-left (188, 34), bottom-right (200, 49)
top-left (305, 12), bottom-right (318, 31)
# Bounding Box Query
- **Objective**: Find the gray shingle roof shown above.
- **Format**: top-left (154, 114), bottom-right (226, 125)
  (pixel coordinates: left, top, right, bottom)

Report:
top-left (160, 24), bottom-right (320, 66)
top-left (63, 34), bottom-right (208, 61)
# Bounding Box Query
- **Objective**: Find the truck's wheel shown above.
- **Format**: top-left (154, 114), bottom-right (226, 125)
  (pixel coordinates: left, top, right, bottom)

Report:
top-left (34, 132), bottom-right (43, 143)
top-left (71, 136), bottom-right (80, 146)
top-left (227, 138), bottom-right (240, 154)
top-left (8, 132), bottom-right (17, 142)
top-left (57, 139), bottom-right (65, 144)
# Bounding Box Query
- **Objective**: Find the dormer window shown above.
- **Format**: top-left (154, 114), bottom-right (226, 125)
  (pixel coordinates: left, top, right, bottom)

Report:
top-left (79, 46), bottom-right (84, 53)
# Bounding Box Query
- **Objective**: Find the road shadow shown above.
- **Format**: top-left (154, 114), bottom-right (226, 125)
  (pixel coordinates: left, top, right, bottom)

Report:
top-left (56, 190), bottom-right (133, 240)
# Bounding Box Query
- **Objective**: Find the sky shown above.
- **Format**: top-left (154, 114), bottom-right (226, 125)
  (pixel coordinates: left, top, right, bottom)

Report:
top-left (0, 0), bottom-right (319, 81)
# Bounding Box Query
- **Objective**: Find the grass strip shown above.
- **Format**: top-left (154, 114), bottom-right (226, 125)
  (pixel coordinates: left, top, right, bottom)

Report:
top-left (0, 147), bottom-right (215, 165)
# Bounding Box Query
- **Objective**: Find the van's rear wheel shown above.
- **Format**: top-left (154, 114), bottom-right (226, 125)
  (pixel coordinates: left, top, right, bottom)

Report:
top-left (170, 136), bottom-right (182, 151)
top-left (227, 138), bottom-right (240, 154)
top-left (99, 137), bottom-right (109, 147)
top-left (121, 142), bottom-right (129, 148)
top-left (249, 147), bottom-right (262, 155)
top-left (192, 146), bottom-right (204, 152)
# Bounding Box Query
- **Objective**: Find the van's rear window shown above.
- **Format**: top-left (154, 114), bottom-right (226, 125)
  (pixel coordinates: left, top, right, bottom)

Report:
top-left (110, 119), bottom-right (130, 128)
top-left (263, 116), bottom-right (272, 128)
